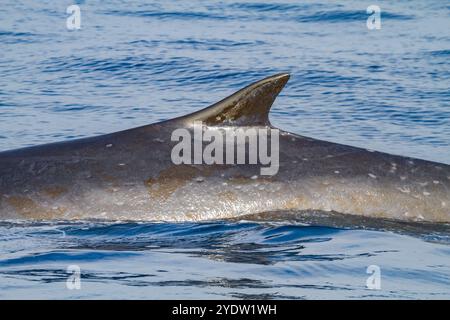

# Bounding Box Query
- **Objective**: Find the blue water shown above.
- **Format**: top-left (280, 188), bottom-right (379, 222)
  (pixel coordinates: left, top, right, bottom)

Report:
top-left (0, 0), bottom-right (449, 299)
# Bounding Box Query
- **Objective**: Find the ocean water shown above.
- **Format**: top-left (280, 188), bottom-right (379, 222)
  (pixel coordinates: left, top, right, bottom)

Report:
top-left (0, 0), bottom-right (449, 299)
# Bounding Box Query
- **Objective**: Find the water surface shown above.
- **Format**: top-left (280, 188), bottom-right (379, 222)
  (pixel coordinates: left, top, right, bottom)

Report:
top-left (0, 0), bottom-right (449, 299)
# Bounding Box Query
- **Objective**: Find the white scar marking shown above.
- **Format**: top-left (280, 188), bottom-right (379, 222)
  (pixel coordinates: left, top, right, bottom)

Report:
top-left (433, 180), bottom-right (439, 184)
top-left (251, 175), bottom-right (258, 180)
top-left (400, 176), bottom-right (407, 180)
top-left (397, 186), bottom-right (410, 193)
top-left (423, 191), bottom-right (430, 196)
top-left (390, 163), bottom-right (397, 172)
top-left (334, 170), bottom-right (340, 174)
top-left (106, 144), bottom-right (113, 148)
top-left (368, 173), bottom-right (377, 179)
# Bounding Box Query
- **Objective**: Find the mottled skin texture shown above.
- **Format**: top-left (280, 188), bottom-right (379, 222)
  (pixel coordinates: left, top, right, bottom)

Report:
top-left (0, 74), bottom-right (449, 222)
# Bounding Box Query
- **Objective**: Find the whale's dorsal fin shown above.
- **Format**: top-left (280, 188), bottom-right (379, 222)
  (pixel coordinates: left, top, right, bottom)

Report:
top-left (178, 73), bottom-right (290, 127)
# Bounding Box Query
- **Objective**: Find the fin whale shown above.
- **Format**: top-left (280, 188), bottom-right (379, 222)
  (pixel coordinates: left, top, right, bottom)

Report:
top-left (0, 73), bottom-right (449, 222)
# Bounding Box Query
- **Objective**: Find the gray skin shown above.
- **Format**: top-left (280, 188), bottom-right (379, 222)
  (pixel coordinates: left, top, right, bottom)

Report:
top-left (0, 73), bottom-right (449, 222)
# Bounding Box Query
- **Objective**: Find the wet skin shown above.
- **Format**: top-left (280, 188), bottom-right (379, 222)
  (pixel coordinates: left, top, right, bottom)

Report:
top-left (0, 74), bottom-right (449, 221)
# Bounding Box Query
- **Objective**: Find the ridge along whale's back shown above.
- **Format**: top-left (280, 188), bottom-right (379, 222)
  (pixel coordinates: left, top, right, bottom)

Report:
top-left (0, 73), bottom-right (289, 158)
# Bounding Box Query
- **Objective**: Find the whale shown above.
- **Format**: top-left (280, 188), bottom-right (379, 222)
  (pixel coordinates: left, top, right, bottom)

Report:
top-left (0, 73), bottom-right (449, 222)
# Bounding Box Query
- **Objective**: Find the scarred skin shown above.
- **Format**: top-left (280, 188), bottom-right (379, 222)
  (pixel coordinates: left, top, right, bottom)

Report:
top-left (0, 74), bottom-right (449, 222)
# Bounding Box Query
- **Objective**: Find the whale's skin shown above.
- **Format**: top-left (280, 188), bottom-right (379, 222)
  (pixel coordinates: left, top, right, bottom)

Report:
top-left (0, 74), bottom-right (449, 222)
